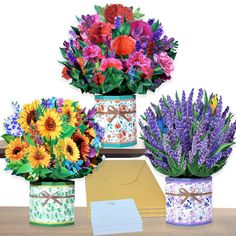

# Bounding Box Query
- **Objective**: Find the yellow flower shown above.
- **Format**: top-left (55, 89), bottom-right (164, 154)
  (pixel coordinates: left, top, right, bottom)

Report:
top-left (5, 138), bottom-right (28, 161)
top-left (62, 137), bottom-right (80, 163)
top-left (63, 99), bottom-right (74, 107)
top-left (37, 109), bottom-right (62, 140)
top-left (53, 139), bottom-right (64, 158)
top-left (62, 104), bottom-right (77, 127)
top-left (85, 128), bottom-right (96, 140)
top-left (28, 146), bottom-right (51, 168)
top-left (18, 100), bottom-right (40, 133)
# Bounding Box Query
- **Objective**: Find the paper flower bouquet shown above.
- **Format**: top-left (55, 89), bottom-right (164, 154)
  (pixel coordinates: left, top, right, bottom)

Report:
top-left (2, 98), bottom-right (104, 226)
top-left (3, 98), bottom-right (104, 181)
top-left (140, 89), bottom-right (236, 226)
top-left (60, 4), bottom-right (178, 95)
top-left (59, 4), bottom-right (178, 148)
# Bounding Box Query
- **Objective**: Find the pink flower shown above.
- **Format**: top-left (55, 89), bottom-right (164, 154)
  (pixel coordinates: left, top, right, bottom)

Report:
top-left (127, 51), bottom-right (153, 78)
top-left (131, 20), bottom-right (153, 41)
top-left (83, 45), bottom-right (104, 61)
top-left (100, 58), bottom-right (123, 71)
top-left (154, 52), bottom-right (174, 76)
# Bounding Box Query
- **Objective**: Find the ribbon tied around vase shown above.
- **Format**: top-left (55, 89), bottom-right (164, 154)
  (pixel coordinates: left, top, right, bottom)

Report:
top-left (97, 106), bottom-right (136, 123)
top-left (166, 187), bottom-right (212, 204)
top-left (30, 190), bottom-right (75, 206)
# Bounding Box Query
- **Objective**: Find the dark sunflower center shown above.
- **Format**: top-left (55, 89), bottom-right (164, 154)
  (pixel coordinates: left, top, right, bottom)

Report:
top-left (45, 117), bottom-right (56, 131)
top-left (13, 147), bottom-right (22, 155)
top-left (34, 151), bottom-right (44, 160)
top-left (66, 145), bottom-right (74, 156)
top-left (27, 110), bottom-right (36, 125)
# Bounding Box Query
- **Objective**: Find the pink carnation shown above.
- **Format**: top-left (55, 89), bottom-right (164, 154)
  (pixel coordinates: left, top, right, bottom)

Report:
top-left (100, 58), bottom-right (123, 71)
top-left (131, 20), bottom-right (153, 41)
top-left (154, 52), bottom-right (174, 76)
top-left (127, 51), bottom-right (153, 78)
top-left (83, 45), bottom-right (104, 61)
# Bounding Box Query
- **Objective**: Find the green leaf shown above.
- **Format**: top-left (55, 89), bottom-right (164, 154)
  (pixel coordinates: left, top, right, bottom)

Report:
top-left (1, 134), bottom-right (15, 144)
top-left (211, 142), bottom-right (235, 157)
top-left (153, 66), bottom-right (164, 75)
top-left (71, 26), bottom-right (80, 36)
top-left (151, 20), bottom-right (159, 32)
top-left (60, 48), bottom-right (67, 59)
top-left (79, 124), bottom-right (88, 134)
top-left (78, 39), bottom-right (87, 48)
top-left (26, 134), bottom-right (36, 146)
top-left (119, 22), bottom-right (131, 35)
top-left (61, 125), bottom-right (76, 139)
top-left (16, 163), bottom-right (32, 175)
top-left (133, 8), bottom-right (145, 19)
top-left (60, 167), bottom-right (72, 177)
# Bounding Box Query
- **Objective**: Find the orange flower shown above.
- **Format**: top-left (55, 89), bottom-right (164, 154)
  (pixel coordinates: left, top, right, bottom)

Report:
top-left (104, 4), bottom-right (133, 24)
top-left (76, 57), bottom-right (86, 74)
top-left (62, 67), bottom-right (71, 80)
top-left (111, 36), bottom-right (136, 56)
top-left (88, 22), bottom-right (113, 44)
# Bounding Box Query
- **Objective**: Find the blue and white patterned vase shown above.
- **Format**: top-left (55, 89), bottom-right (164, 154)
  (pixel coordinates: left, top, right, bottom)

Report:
top-left (29, 181), bottom-right (75, 227)
top-left (94, 95), bottom-right (137, 148)
top-left (165, 177), bottom-right (212, 226)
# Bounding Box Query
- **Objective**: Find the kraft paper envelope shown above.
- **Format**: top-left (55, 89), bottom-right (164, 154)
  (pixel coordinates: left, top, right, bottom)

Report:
top-left (86, 160), bottom-right (165, 217)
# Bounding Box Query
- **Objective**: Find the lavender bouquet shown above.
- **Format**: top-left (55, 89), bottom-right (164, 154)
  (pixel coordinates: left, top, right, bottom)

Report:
top-left (140, 89), bottom-right (236, 177)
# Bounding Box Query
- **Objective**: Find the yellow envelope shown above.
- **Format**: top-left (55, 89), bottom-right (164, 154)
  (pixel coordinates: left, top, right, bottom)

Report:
top-left (86, 160), bottom-right (165, 218)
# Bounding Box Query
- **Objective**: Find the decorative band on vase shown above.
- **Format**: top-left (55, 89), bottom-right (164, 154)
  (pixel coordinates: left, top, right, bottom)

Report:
top-left (94, 95), bottom-right (137, 148)
top-left (95, 95), bottom-right (135, 101)
top-left (165, 177), bottom-right (212, 226)
top-left (29, 181), bottom-right (75, 227)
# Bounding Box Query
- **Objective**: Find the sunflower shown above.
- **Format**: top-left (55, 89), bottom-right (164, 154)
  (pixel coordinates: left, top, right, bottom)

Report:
top-left (62, 138), bottom-right (80, 163)
top-left (72, 130), bottom-right (90, 160)
top-left (5, 138), bottom-right (28, 161)
top-left (28, 146), bottom-right (51, 168)
top-left (37, 109), bottom-right (62, 140)
top-left (62, 104), bottom-right (77, 127)
top-left (18, 100), bottom-right (40, 133)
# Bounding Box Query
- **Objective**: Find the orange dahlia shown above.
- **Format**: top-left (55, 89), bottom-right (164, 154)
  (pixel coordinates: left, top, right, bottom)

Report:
top-left (88, 22), bottom-right (113, 44)
top-left (104, 4), bottom-right (133, 24)
top-left (111, 36), bottom-right (136, 56)
top-left (71, 130), bottom-right (90, 160)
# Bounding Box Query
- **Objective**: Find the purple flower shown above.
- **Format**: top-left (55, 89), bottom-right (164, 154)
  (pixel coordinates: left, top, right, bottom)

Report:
top-left (148, 18), bottom-right (155, 25)
top-left (153, 24), bottom-right (164, 41)
top-left (67, 52), bottom-right (77, 65)
top-left (140, 89), bottom-right (236, 177)
top-left (114, 16), bottom-right (121, 29)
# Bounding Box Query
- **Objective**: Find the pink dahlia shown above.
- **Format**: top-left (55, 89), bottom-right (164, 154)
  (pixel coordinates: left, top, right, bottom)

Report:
top-left (131, 20), bottom-right (153, 41)
top-left (100, 58), bottom-right (123, 71)
top-left (127, 51), bottom-right (153, 78)
top-left (83, 45), bottom-right (104, 61)
top-left (154, 52), bottom-right (174, 76)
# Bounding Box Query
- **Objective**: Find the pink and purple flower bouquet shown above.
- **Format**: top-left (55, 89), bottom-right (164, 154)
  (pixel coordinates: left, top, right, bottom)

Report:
top-left (60, 4), bottom-right (178, 95)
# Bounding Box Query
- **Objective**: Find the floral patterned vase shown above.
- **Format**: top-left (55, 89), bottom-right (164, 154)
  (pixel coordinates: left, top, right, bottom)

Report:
top-left (29, 181), bottom-right (75, 227)
top-left (165, 177), bottom-right (212, 226)
top-left (94, 95), bottom-right (137, 148)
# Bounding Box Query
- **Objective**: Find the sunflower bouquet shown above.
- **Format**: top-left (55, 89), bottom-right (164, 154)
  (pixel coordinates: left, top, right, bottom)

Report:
top-left (2, 98), bottom-right (104, 181)
top-left (60, 4), bottom-right (178, 95)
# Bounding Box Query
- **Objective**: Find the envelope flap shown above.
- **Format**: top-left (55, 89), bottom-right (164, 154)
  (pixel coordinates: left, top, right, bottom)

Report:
top-left (97, 160), bottom-right (146, 185)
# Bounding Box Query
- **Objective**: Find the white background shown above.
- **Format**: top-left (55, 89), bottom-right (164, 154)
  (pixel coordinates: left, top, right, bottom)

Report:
top-left (0, 0), bottom-right (236, 207)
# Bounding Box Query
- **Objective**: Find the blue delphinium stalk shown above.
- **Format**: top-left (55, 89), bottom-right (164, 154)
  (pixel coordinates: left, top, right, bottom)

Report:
top-left (4, 102), bottom-right (23, 136)
top-left (140, 89), bottom-right (236, 177)
top-left (41, 97), bottom-right (57, 109)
